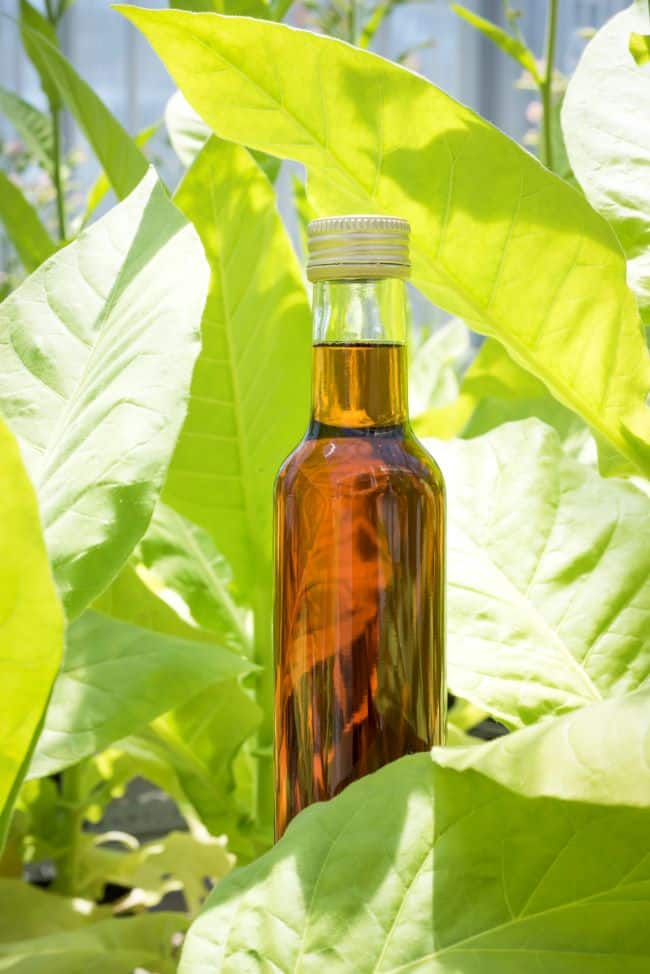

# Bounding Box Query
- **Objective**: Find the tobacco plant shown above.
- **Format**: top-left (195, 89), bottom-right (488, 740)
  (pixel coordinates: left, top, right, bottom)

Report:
top-left (0, 1), bottom-right (648, 972)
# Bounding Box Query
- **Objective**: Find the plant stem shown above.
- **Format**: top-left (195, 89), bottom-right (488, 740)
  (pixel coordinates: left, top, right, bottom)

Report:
top-left (53, 761), bottom-right (85, 896)
top-left (51, 106), bottom-right (67, 241)
top-left (540, 0), bottom-right (559, 171)
top-left (253, 583), bottom-right (275, 831)
top-left (44, 0), bottom-right (66, 240)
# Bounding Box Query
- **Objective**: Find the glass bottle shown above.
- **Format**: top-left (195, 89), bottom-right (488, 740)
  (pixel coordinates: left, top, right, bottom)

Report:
top-left (274, 215), bottom-right (446, 839)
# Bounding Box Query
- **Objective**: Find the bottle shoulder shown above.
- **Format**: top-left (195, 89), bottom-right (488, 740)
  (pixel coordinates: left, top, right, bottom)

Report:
top-left (275, 427), bottom-right (445, 498)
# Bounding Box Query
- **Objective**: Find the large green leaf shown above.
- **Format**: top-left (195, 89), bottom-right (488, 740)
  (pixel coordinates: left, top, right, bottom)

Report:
top-left (165, 136), bottom-right (310, 590)
top-left (433, 419), bottom-right (650, 727)
top-left (0, 911), bottom-right (186, 974)
top-left (436, 688), bottom-right (650, 806)
top-left (0, 87), bottom-right (53, 172)
top-left (118, 7), bottom-right (650, 475)
top-left (19, 0), bottom-right (61, 110)
top-left (0, 169), bottom-right (209, 618)
top-left (0, 419), bottom-right (64, 848)
top-left (136, 502), bottom-right (251, 654)
top-left (20, 7), bottom-right (148, 199)
top-left (0, 169), bottom-right (56, 272)
top-left (179, 693), bottom-right (650, 973)
top-left (28, 610), bottom-right (254, 778)
top-left (563, 2), bottom-right (650, 326)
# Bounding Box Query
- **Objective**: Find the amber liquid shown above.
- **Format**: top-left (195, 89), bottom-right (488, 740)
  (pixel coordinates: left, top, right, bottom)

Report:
top-left (274, 343), bottom-right (445, 839)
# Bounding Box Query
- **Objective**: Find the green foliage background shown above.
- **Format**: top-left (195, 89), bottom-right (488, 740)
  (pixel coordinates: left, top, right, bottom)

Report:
top-left (0, 1), bottom-right (648, 971)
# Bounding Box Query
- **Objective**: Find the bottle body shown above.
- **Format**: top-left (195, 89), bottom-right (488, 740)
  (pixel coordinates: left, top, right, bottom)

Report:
top-left (274, 338), bottom-right (445, 839)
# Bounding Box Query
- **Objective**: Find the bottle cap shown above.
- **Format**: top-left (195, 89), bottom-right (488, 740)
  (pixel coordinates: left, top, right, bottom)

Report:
top-left (306, 214), bottom-right (411, 282)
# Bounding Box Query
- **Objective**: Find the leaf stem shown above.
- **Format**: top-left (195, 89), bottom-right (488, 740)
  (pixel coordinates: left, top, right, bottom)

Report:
top-left (540, 0), bottom-right (559, 170)
top-left (51, 105), bottom-right (66, 241)
top-left (52, 761), bottom-right (85, 896)
top-left (43, 0), bottom-right (66, 239)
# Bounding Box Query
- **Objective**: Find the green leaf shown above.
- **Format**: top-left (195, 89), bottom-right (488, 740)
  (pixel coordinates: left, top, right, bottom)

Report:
top-left (19, 0), bottom-right (62, 109)
top-left (0, 880), bottom-right (101, 940)
top-left (460, 338), bottom-right (592, 458)
top-left (117, 7), bottom-right (650, 476)
top-left (81, 121), bottom-right (160, 225)
top-left (409, 318), bottom-right (469, 418)
top-left (563, 4), bottom-right (650, 326)
top-left (137, 502), bottom-right (251, 654)
top-left (29, 609), bottom-right (255, 778)
top-left (0, 419), bottom-right (64, 849)
top-left (436, 688), bottom-right (650, 807)
top-left (0, 911), bottom-right (187, 974)
top-left (170, 0), bottom-right (271, 15)
top-left (0, 169), bottom-right (209, 618)
top-left (165, 136), bottom-right (310, 591)
top-left (179, 694), bottom-right (650, 973)
top-left (630, 30), bottom-right (650, 63)
top-left (451, 3), bottom-right (541, 82)
top-left (77, 828), bottom-right (233, 913)
top-left (20, 10), bottom-right (148, 198)
top-left (0, 169), bottom-right (56, 272)
top-left (165, 90), bottom-right (281, 181)
top-left (0, 87), bottom-right (53, 172)
top-left (432, 419), bottom-right (650, 727)
top-left (127, 679), bottom-right (264, 852)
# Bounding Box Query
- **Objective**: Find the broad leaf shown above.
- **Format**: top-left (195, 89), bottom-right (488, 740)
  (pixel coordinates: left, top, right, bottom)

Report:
top-left (0, 169), bottom-right (56, 272)
top-left (118, 6), bottom-right (650, 475)
top-left (409, 318), bottom-right (469, 418)
top-left (29, 610), bottom-right (254, 778)
top-left (166, 136), bottom-right (310, 591)
top-left (436, 688), bottom-right (650, 807)
top-left (137, 502), bottom-right (251, 654)
top-left (451, 3), bottom-right (541, 82)
top-left (563, 3), bottom-right (650, 325)
top-left (20, 10), bottom-right (148, 198)
top-left (165, 90), bottom-right (281, 181)
top-left (179, 695), bottom-right (650, 973)
top-left (0, 419), bottom-right (63, 848)
top-left (0, 880), bottom-right (101, 940)
top-left (0, 911), bottom-right (186, 974)
top-left (434, 419), bottom-right (650, 727)
top-left (0, 169), bottom-right (209, 618)
top-left (82, 121), bottom-right (160, 224)
top-left (0, 87), bottom-right (53, 172)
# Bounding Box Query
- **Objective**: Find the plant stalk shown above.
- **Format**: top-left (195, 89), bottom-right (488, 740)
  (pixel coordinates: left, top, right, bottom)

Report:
top-left (50, 106), bottom-right (67, 241)
top-left (540, 0), bottom-right (559, 170)
top-left (52, 761), bottom-right (85, 896)
top-left (253, 581), bottom-right (275, 831)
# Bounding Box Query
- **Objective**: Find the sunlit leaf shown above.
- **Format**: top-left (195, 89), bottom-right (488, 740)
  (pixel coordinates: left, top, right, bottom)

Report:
top-left (0, 419), bottom-right (63, 849)
top-left (137, 503), bottom-right (251, 654)
top-left (165, 136), bottom-right (310, 591)
top-left (630, 30), bottom-right (650, 64)
top-left (118, 6), bottom-right (650, 475)
top-left (0, 170), bottom-right (209, 618)
top-left (179, 693), bottom-right (650, 973)
top-left (433, 419), bottom-right (650, 727)
top-left (563, 3), bottom-right (650, 325)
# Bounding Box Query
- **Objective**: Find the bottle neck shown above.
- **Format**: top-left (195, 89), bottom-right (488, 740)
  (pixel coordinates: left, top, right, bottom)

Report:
top-left (310, 278), bottom-right (409, 429)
